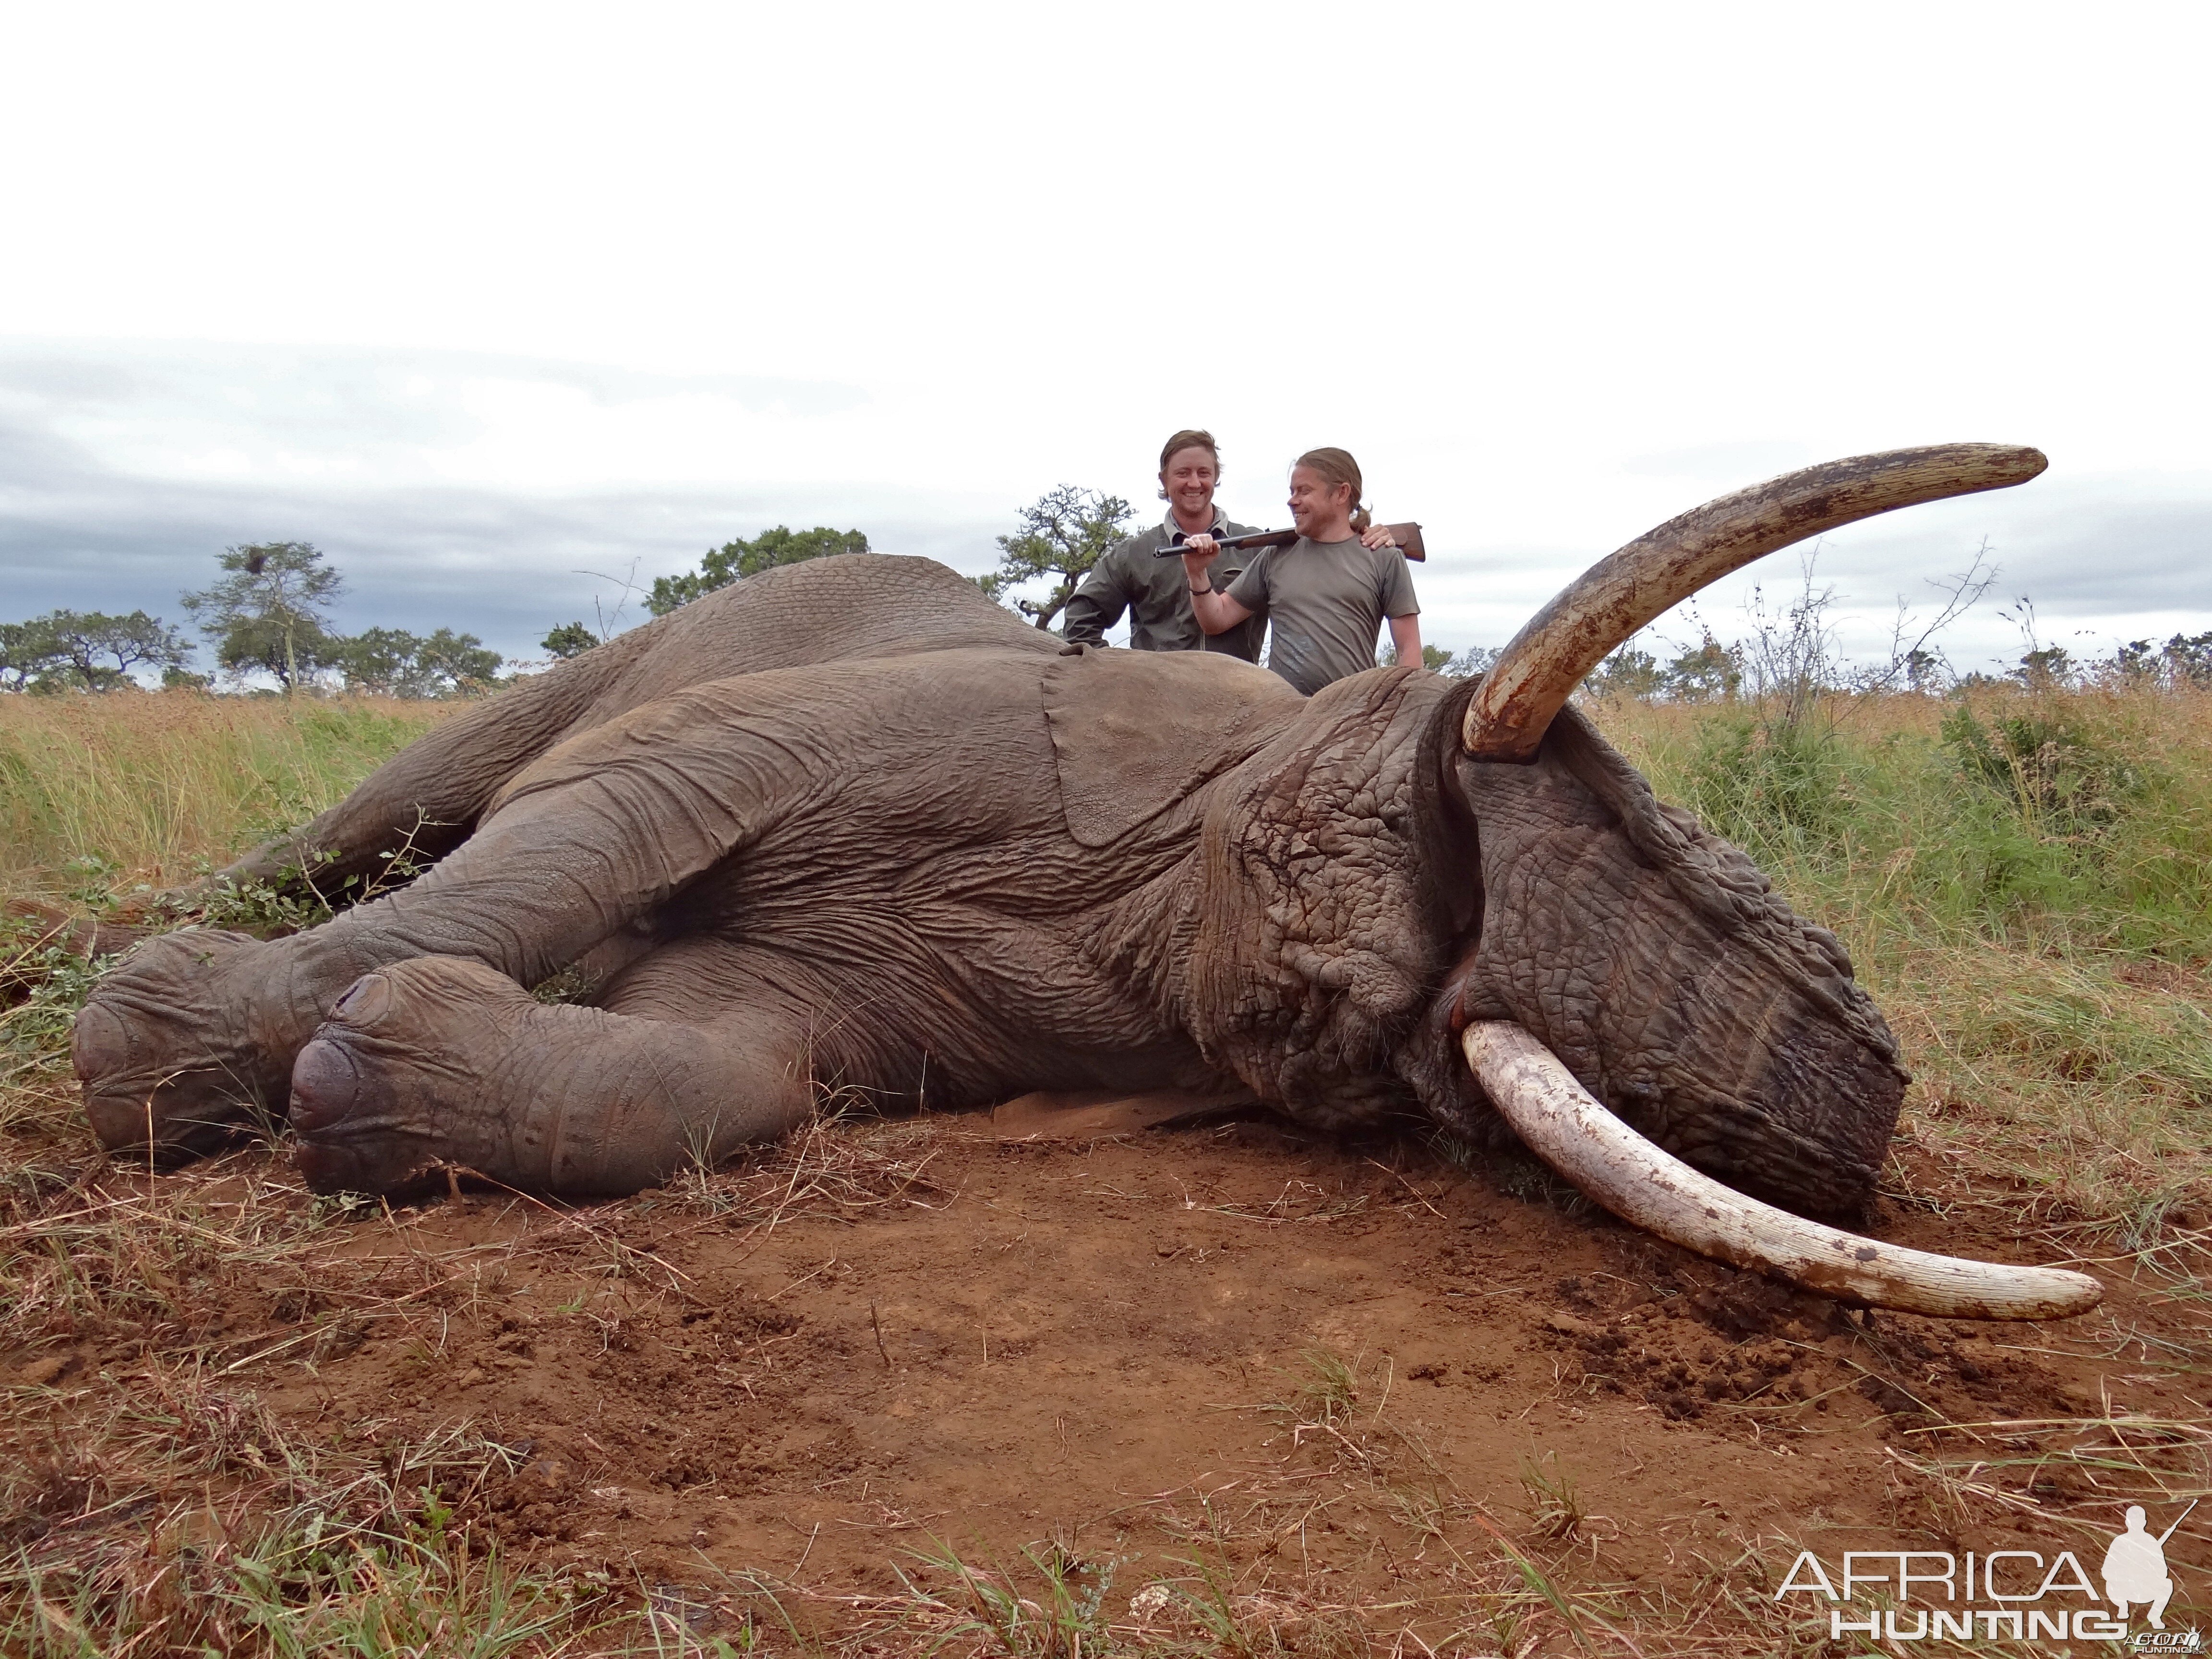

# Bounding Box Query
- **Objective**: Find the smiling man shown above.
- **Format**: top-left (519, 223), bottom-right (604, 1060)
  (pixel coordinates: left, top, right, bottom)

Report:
top-left (1181, 445), bottom-right (1421, 695)
top-left (1058, 430), bottom-right (1271, 660)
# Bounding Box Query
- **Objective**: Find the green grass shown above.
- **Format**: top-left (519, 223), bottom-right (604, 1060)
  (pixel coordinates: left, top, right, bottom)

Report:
top-left (0, 689), bottom-right (454, 900)
top-left (1600, 682), bottom-right (2212, 958)
top-left (1590, 680), bottom-right (2212, 1235)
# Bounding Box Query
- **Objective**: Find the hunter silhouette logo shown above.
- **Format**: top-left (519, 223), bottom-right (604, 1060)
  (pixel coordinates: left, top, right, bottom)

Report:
top-left (1773, 1501), bottom-right (2199, 1647)
top-left (2104, 1502), bottom-right (2188, 1631)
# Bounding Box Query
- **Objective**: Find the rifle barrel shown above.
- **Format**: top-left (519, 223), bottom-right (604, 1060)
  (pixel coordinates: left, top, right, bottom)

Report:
top-left (2157, 1498), bottom-right (2199, 1544)
top-left (1152, 521), bottom-right (1425, 562)
top-left (1150, 530), bottom-right (1293, 557)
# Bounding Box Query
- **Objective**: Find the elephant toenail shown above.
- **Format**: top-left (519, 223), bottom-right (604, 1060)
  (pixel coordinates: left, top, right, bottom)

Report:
top-left (290, 1038), bottom-right (363, 1134)
top-left (70, 1002), bottom-right (127, 1077)
top-left (334, 974), bottom-right (393, 1025)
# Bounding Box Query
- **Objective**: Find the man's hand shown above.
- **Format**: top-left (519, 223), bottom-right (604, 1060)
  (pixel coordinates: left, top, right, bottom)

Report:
top-left (1178, 532), bottom-right (1221, 584)
top-left (1360, 524), bottom-right (1398, 552)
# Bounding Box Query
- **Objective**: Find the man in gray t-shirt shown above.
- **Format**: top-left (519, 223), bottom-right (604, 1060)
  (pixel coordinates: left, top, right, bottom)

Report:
top-left (1182, 447), bottom-right (1423, 694)
top-left (1223, 539), bottom-right (1420, 696)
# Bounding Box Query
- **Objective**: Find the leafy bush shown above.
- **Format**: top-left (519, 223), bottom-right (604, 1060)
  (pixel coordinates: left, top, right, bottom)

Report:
top-left (1, 935), bottom-right (111, 1058)
top-left (1940, 700), bottom-right (2143, 829)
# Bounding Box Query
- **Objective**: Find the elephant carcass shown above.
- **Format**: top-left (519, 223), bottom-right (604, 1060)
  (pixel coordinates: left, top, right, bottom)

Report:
top-left (72, 445), bottom-right (2100, 1321)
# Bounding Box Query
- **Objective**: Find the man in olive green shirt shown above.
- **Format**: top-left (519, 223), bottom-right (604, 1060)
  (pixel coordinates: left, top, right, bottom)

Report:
top-left (1060, 429), bottom-right (1269, 662)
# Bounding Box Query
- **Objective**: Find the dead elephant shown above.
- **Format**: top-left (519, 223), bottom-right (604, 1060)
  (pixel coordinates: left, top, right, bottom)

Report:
top-left (73, 444), bottom-right (2101, 1322)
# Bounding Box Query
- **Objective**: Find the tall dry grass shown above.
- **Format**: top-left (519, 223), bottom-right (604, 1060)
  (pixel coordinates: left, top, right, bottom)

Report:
top-left (1588, 681), bottom-right (2212, 1237)
top-left (0, 690), bottom-right (456, 900)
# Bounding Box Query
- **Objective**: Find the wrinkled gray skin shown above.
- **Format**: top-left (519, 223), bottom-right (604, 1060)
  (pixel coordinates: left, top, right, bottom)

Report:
top-left (73, 555), bottom-right (1905, 1217)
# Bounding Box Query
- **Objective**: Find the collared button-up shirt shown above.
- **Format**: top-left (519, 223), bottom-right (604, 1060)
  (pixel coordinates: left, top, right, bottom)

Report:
top-left (1059, 510), bottom-right (1269, 661)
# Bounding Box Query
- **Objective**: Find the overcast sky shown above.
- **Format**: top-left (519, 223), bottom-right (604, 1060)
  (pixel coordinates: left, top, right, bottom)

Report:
top-left (4, 3), bottom-right (2208, 673)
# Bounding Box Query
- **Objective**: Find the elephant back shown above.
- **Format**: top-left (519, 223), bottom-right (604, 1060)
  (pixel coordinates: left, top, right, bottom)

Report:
top-left (556, 553), bottom-right (1052, 737)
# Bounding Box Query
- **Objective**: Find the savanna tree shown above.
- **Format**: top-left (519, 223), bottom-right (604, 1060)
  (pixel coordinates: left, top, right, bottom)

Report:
top-left (40, 610), bottom-right (196, 690)
top-left (331, 627), bottom-right (504, 697)
top-left (1583, 644), bottom-right (1667, 699)
top-left (0, 611), bottom-right (193, 691)
top-left (2112, 631), bottom-right (2212, 689)
top-left (541, 621), bottom-right (597, 659)
top-left (1665, 633), bottom-right (1746, 702)
top-left (981, 485), bottom-right (1133, 631)
top-left (182, 541), bottom-right (345, 691)
top-left (1380, 642), bottom-right (1493, 673)
top-left (647, 526), bottom-right (872, 616)
top-left (0, 618), bottom-right (61, 691)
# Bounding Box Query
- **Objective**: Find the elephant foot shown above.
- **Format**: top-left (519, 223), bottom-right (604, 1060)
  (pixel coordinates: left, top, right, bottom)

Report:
top-left (290, 956), bottom-right (811, 1197)
top-left (73, 929), bottom-right (301, 1163)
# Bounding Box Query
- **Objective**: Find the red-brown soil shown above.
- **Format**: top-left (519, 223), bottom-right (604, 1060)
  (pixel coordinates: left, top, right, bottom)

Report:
top-left (8, 1104), bottom-right (2208, 1650)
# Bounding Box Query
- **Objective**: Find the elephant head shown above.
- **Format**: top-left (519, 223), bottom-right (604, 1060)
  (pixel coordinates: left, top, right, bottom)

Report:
top-left (1191, 445), bottom-right (2099, 1320)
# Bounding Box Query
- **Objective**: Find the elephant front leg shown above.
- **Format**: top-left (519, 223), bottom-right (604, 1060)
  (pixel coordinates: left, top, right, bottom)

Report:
top-left (75, 739), bottom-right (781, 1164)
top-left (73, 928), bottom-right (375, 1161)
top-left (288, 956), bottom-right (816, 1195)
top-left (73, 919), bottom-right (519, 1163)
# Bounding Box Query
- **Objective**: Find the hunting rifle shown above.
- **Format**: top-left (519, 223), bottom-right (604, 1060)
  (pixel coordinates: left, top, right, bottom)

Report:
top-left (1154, 522), bottom-right (1426, 563)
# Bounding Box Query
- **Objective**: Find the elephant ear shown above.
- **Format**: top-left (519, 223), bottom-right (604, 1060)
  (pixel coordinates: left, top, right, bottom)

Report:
top-left (1043, 649), bottom-right (1303, 847)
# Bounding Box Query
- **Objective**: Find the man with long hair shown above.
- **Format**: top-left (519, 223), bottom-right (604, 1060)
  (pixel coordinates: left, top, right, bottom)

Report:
top-left (1182, 446), bottom-right (1421, 694)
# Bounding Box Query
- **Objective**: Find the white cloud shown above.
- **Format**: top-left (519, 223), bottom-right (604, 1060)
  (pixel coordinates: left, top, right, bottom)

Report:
top-left (0, 2), bottom-right (2207, 670)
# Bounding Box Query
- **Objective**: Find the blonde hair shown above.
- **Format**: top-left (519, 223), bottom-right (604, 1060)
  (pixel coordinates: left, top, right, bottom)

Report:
top-left (1158, 429), bottom-right (1221, 500)
top-left (1293, 447), bottom-right (1371, 533)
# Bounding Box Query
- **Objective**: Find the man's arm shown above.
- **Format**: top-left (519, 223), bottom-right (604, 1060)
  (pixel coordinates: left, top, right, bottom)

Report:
top-left (1059, 545), bottom-right (1134, 646)
top-left (1381, 552), bottom-right (1422, 664)
top-left (1178, 538), bottom-right (1256, 635)
top-left (1388, 613), bottom-right (1421, 664)
top-left (1189, 583), bottom-right (1255, 636)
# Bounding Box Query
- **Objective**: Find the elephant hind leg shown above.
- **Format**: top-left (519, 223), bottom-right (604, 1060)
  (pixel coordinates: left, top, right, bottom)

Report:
top-left (289, 955), bottom-right (816, 1196)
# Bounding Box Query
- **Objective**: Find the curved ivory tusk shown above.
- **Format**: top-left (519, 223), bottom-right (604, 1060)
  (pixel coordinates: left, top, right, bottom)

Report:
top-left (1462, 443), bottom-right (2048, 761)
top-left (1461, 1022), bottom-right (2103, 1321)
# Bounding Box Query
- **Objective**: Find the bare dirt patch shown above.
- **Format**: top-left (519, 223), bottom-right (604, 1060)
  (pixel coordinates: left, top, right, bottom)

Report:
top-left (8, 1102), bottom-right (2205, 1651)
